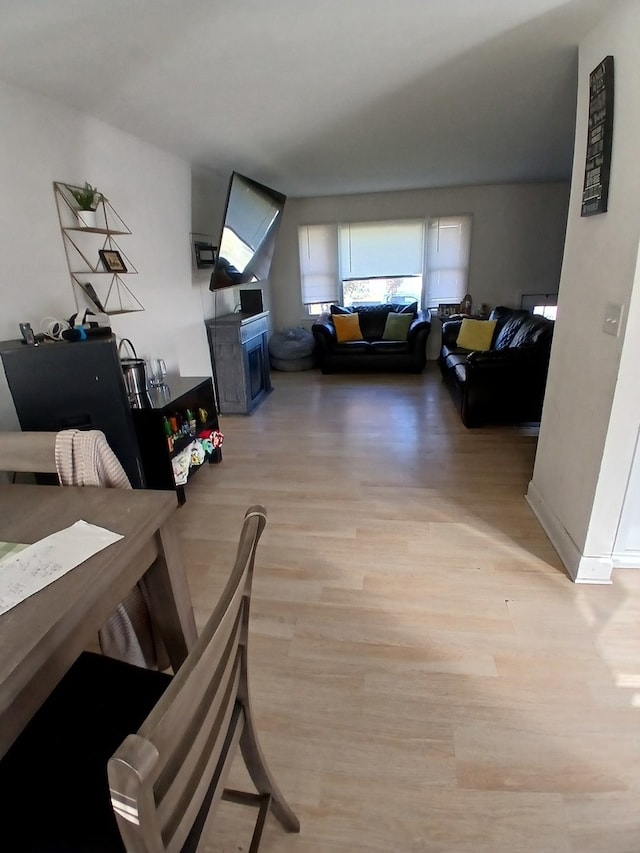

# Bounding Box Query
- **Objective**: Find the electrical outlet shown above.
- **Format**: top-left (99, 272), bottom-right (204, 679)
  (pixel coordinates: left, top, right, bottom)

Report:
top-left (603, 302), bottom-right (623, 337)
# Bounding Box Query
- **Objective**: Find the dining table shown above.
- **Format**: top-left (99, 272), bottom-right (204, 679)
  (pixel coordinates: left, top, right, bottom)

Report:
top-left (0, 483), bottom-right (198, 760)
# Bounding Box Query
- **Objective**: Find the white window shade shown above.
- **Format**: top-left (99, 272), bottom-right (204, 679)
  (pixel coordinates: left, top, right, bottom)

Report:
top-left (339, 220), bottom-right (424, 279)
top-left (299, 224), bottom-right (339, 304)
top-left (425, 216), bottom-right (471, 304)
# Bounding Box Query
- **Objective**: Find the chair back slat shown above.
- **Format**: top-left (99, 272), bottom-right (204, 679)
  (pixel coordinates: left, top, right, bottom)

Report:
top-left (108, 506), bottom-right (269, 853)
top-left (156, 638), bottom-right (241, 831)
top-left (161, 667), bottom-right (243, 852)
top-left (0, 431), bottom-right (58, 474)
top-left (146, 575), bottom-right (247, 755)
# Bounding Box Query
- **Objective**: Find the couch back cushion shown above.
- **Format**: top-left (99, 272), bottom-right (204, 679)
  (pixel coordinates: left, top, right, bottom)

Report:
top-left (491, 308), bottom-right (531, 350)
top-left (331, 303), bottom-right (416, 340)
top-left (509, 315), bottom-right (554, 348)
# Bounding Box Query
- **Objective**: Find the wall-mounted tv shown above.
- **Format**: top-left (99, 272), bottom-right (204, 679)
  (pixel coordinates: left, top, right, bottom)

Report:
top-left (209, 172), bottom-right (287, 292)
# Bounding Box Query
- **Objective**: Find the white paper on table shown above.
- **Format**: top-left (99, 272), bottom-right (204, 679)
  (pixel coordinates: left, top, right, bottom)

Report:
top-left (0, 520), bottom-right (123, 616)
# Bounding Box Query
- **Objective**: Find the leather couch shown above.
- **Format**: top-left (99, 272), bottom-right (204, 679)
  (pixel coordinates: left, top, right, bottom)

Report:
top-left (312, 303), bottom-right (431, 374)
top-left (438, 306), bottom-right (554, 427)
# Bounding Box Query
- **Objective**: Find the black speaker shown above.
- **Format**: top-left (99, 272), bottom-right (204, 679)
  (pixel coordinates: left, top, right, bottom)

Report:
top-left (239, 289), bottom-right (263, 315)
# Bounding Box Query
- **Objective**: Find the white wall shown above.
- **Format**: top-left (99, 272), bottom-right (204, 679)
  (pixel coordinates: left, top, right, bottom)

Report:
top-left (0, 78), bottom-right (222, 431)
top-left (527, 0), bottom-right (640, 582)
top-left (268, 182), bottom-right (570, 355)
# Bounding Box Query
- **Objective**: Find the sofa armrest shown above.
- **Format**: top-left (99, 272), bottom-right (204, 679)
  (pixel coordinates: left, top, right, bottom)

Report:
top-left (407, 310), bottom-right (431, 341)
top-left (466, 346), bottom-right (543, 368)
top-left (441, 319), bottom-right (463, 348)
top-left (311, 314), bottom-right (337, 350)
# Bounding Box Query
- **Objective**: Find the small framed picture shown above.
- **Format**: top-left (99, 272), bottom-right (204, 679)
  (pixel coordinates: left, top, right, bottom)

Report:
top-left (438, 302), bottom-right (460, 318)
top-left (98, 249), bottom-right (127, 273)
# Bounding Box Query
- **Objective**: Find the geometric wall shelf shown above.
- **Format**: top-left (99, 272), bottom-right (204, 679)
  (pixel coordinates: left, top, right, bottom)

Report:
top-left (53, 181), bottom-right (144, 315)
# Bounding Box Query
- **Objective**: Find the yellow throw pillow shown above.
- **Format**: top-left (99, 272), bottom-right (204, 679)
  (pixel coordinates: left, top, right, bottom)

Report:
top-left (456, 318), bottom-right (497, 351)
top-left (333, 313), bottom-right (363, 342)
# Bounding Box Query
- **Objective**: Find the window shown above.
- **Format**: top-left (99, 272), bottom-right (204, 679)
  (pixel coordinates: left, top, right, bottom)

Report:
top-left (340, 220), bottom-right (424, 308)
top-left (299, 215), bottom-right (471, 315)
top-left (534, 305), bottom-right (557, 320)
top-left (521, 292), bottom-right (558, 321)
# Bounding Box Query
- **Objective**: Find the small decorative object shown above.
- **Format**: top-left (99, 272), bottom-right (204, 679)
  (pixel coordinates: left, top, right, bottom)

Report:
top-left (171, 447), bottom-right (191, 486)
top-left (190, 441), bottom-right (206, 467)
top-left (186, 409), bottom-right (197, 436)
top-left (460, 293), bottom-right (473, 315)
top-left (196, 429), bottom-right (224, 455)
top-left (198, 407), bottom-right (208, 424)
top-left (98, 249), bottom-right (127, 273)
top-left (70, 182), bottom-right (102, 228)
top-left (437, 303), bottom-right (460, 318)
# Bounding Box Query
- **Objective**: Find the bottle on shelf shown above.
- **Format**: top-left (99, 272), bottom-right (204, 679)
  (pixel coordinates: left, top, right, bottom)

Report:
top-left (186, 409), bottom-right (197, 436)
top-left (163, 416), bottom-right (174, 452)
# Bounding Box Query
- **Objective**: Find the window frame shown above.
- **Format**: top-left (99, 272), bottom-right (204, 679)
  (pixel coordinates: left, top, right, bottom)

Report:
top-left (299, 215), bottom-right (472, 318)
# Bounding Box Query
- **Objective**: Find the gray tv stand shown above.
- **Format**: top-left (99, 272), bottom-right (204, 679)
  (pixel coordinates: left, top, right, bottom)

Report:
top-left (205, 311), bottom-right (272, 415)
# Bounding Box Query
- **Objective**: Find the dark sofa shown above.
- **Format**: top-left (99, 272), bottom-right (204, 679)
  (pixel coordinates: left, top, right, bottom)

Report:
top-left (312, 303), bottom-right (431, 374)
top-left (438, 306), bottom-right (554, 427)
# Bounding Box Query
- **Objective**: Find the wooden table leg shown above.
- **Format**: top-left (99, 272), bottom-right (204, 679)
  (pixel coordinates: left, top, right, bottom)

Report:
top-left (143, 514), bottom-right (197, 672)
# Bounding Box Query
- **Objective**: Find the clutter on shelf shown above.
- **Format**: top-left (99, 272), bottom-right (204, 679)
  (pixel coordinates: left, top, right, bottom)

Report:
top-left (170, 430), bottom-right (224, 486)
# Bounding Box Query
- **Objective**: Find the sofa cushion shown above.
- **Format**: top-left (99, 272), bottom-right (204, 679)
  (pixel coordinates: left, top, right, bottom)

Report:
top-left (509, 315), bottom-right (554, 348)
top-left (493, 312), bottom-right (529, 350)
top-left (333, 341), bottom-right (371, 354)
top-left (456, 318), bottom-right (496, 352)
top-left (370, 340), bottom-right (411, 354)
top-left (361, 314), bottom-right (387, 339)
top-left (333, 313), bottom-right (363, 342)
top-left (330, 304), bottom-right (418, 340)
top-left (382, 312), bottom-right (413, 341)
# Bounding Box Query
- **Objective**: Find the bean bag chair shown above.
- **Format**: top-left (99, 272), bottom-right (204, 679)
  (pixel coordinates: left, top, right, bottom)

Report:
top-left (268, 327), bottom-right (316, 371)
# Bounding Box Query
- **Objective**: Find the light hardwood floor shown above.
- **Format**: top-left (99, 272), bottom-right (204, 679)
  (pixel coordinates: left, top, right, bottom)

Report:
top-left (179, 363), bottom-right (640, 853)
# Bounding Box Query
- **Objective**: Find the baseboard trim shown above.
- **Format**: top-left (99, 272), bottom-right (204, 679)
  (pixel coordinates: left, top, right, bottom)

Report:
top-left (525, 481), bottom-right (613, 584)
top-left (612, 553), bottom-right (640, 570)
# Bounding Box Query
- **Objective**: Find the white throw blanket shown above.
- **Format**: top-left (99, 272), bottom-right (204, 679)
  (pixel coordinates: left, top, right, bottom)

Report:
top-left (55, 429), bottom-right (163, 669)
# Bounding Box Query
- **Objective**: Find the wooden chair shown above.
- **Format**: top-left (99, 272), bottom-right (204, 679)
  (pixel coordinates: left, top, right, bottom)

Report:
top-left (0, 430), bottom-right (58, 476)
top-left (0, 505), bottom-right (299, 852)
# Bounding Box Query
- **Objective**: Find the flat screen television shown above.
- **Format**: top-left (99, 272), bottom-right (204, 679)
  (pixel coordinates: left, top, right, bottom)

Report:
top-left (209, 172), bottom-right (287, 292)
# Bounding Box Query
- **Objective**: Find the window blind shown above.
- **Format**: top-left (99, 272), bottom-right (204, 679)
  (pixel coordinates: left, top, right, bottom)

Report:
top-left (339, 220), bottom-right (424, 279)
top-left (425, 216), bottom-right (471, 305)
top-left (298, 224), bottom-right (339, 304)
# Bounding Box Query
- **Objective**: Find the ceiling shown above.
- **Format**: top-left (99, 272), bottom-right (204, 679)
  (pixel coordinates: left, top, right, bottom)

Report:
top-left (0, 0), bottom-right (607, 197)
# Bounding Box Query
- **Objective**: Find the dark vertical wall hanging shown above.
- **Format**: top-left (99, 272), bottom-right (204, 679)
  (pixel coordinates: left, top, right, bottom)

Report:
top-left (581, 55), bottom-right (614, 216)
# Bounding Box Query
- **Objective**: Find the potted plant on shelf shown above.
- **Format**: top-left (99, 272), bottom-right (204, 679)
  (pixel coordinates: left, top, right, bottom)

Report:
top-left (70, 182), bottom-right (102, 228)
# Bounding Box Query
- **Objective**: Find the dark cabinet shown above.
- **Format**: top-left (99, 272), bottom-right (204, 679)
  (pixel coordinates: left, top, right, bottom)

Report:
top-left (0, 336), bottom-right (145, 487)
top-left (205, 311), bottom-right (272, 414)
top-left (131, 376), bottom-right (220, 504)
top-left (0, 337), bottom-right (220, 502)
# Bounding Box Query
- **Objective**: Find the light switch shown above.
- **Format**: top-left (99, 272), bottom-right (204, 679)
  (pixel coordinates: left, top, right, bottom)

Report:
top-left (603, 302), bottom-right (623, 337)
